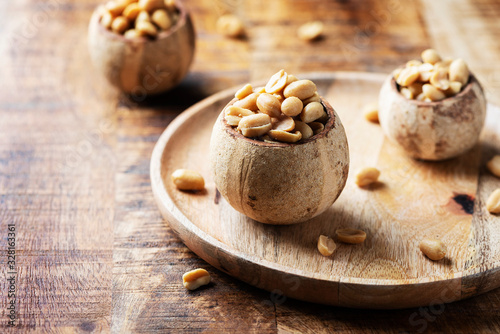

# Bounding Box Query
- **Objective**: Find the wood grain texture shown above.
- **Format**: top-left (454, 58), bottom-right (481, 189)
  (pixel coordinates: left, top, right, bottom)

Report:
top-left (1, 0), bottom-right (500, 332)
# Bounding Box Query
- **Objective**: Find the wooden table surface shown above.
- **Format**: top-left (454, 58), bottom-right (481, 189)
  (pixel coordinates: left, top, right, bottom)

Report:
top-left (1, 0), bottom-right (500, 332)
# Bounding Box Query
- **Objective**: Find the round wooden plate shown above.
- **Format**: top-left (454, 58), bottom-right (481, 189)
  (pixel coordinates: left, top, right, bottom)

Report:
top-left (151, 72), bottom-right (500, 309)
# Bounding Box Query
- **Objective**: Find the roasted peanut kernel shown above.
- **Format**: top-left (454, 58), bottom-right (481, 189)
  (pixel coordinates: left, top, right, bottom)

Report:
top-left (123, 3), bottom-right (141, 20)
top-left (253, 86), bottom-right (266, 94)
top-left (265, 69), bottom-right (288, 94)
top-left (182, 268), bottom-right (211, 290)
top-left (317, 235), bottom-right (336, 256)
top-left (286, 74), bottom-right (299, 85)
top-left (216, 14), bottom-right (245, 38)
top-left (400, 87), bottom-right (413, 99)
top-left (164, 0), bottom-right (176, 11)
top-left (124, 29), bottom-right (142, 38)
top-left (271, 115), bottom-right (295, 131)
top-left (406, 59), bottom-right (423, 67)
top-left (268, 130), bottom-right (302, 143)
top-left (415, 93), bottom-right (426, 101)
top-left (422, 84), bottom-right (446, 101)
top-left (418, 63), bottom-right (434, 82)
top-left (294, 121), bottom-right (313, 140)
top-left (298, 21), bottom-right (324, 41)
top-left (136, 20), bottom-right (158, 36)
top-left (430, 68), bottom-right (450, 90)
top-left (234, 92), bottom-right (259, 111)
top-left (408, 82), bottom-right (423, 97)
top-left (281, 97), bottom-right (303, 117)
top-left (171, 169), bottom-right (205, 190)
top-left (421, 48), bottom-right (441, 65)
top-left (449, 58), bottom-right (469, 86)
top-left (444, 81), bottom-right (462, 96)
top-left (487, 155), bottom-right (500, 178)
top-left (139, 0), bottom-right (164, 12)
top-left (362, 102), bottom-right (379, 123)
top-left (396, 66), bottom-right (420, 86)
top-left (237, 114), bottom-right (272, 137)
top-left (152, 9), bottom-right (172, 30)
top-left (308, 122), bottom-right (324, 135)
top-left (225, 115), bottom-right (242, 126)
top-left (284, 80), bottom-right (317, 99)
top-left (392, 68), bottom-right (403, 80)
top-left (235, 84), bottom-right (253, 99)
top-left (419, 238), bottom-right (447, 261)
top-left (225, 106), bottom-right (254, 117)
top-left (302, 92), bottom-right (321, 105)
top-left (273, 93), bottom-right (285, 103)
top-left (257, 93), bottom-right (282, 118)
top-left (300, 101), bottom-right (324, 123)
top-left (355, 167), bottom-right (380, 187)
top-left (336, 228), bottom-right (366, 244)
top-left (136, 10), bottom-right (150, 24)
top-left (111, 16), bottom-right (130, 34)
top-left (101, 11), bottom-right (114, 29)
top-left (486, 189), bottom-right (500, 214)
top-left (106, 1), bottom-right (128, 17)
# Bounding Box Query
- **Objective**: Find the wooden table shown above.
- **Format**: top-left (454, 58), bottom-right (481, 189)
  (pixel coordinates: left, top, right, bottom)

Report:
top-left (1, 0), bottom-right (499, 332)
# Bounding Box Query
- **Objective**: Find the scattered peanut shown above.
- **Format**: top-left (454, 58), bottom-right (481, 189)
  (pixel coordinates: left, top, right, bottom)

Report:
top-left (355, 167), bottom-right (380, 187)
top-left (99, 0), bottom-right (179, 38)
top-left (486, 155), bottom-right (500, 178)
top-left (336, 228), bottom-right (366, 244)
top-left (171, 169), bottom-right (205, 190)
top-left (182, 268), bottom-right (211, 290)
top-left (363, 102), bottom-right (379, 123)
top-left (486, 189), bottom-right (500, 214)
top-left (317, 235), bottom-right (336, 256)
top-left (419, 238), bottom-right (447, 261)
top-left (216, 14), bottom-right (245, 38)
top-left (394, 49), bottom-right (470, 101)
top-left (298, 21), bottom-right (324, 41)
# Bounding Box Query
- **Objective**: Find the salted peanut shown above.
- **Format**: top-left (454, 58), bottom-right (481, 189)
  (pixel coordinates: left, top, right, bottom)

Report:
top-left (430, 68), bottom-right (450, 90)
top-left (273, 93), bottom-right (285, 103)
top-left (152, 9), bottom-right (172, 30)
top-left (444, 81), bottom-right (462, 97)
top-left (400, 87), bottom-right (413, 99)
top-left (111, 16), bottom-right (130, 34)
top-left (308, 122), bottom-right (324, 135)
top-left (136, 20), bottom-right (157, 36)
top-left (317, 235), bottom-right (336, 256)
top-left (124, 29), bottom-right (142, 38)
top-left (298, 21), bottom-right (324, 41)
top-left (302, 92), bottom-right (321, 105)
top-left (225, 115), bottom-right (242, 126)
top-left (422, 84), bottom-right (445, 101)
top-left (415, 92), bottom-right (426, 101)
top-left (281, 96), bottom-right (303, 117)
top-left (486, 189), bottom-right (500, 214)
top-left (238, 114), bottom-right (272, 137)
top-left (300, 101), bottom-right (324, 123)
top-left (336, 228), bottom-right (366, 244)
top-left (136, 10), bottom-right (150, 24)
top-left (265, 69), bottom-right (288, 94)
top-left (316, 111), bottom-right (329, 123)
top-left (257, 93), bottom-right (281, 118)
top-left (406, 59), bottom-right (423, 67)
top-left (235, 84), bottom-right (253, 99)
top-left (268, 130), bottom-right (302, 143)
top-left (123, 3), bottom-right (141, 20)
top-left (216, 14), bottom-right (245, 38)
top-left (271, 115), bottom-right (295, 131)
top-left (101, 11), bottom-right (114, 29)
top-left (253, 86), bottom-right (266, 94)
top-left (396, 66), bottom-right (420, 86)
top-left (392, 68), bottom-right (403, 80)
top-left (449, 58), bottom-right (469, 86)
top-left (234, 92), bottom-right (259, 111)
top-left (171, 169), bottom-right (205, 190)
top-left (182, 268), bottom-right (211, 290)
top-left (286, 74), bottom-right (299, 85)
top-left (407, 82), bottom-right (423, 97)
top-left (284, 80), bottom-right (317, 99)
top-left (419, 238), bottom-right (447, 261)
top-left (421, 48), bottom-right (441, 65)
top-left (362, 102), bottom-right (379, 123)
top-left (225, 106), bottom-right (254, 117)
top-left (418, 63), bottom-right (434, 82)
top-left (139, 0), bottom-right (164, 12)
top-left (487, 155), bottom-right (500, 178)
top-left (355, 167), bottom-right (380, 187)
top-left (294, 121), bottom-right (313, 140)
top-left (261, 135), bottom-right (279, 144)
top-left (105, 1), bottom-right (128, 16)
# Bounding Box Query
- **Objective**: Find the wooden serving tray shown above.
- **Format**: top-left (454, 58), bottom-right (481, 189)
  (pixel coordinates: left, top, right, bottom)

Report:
top-left (150, 72), bottom-right (500, 309)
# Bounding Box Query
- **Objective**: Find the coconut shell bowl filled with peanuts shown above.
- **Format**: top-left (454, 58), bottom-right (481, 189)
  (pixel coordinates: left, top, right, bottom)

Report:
top-left (88, 0), bottom-right (195, 94)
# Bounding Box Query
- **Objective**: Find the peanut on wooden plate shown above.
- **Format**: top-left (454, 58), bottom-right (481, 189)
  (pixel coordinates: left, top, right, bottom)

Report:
top-left (317, 235), bottom-right (336, 256)
top-left (182, 268), bottom-right (211, 290)
top-left (171, 169), bottom-right (205, 191)
top-left (355, 167), bottom-right (380, 187)
top-left (363, 102), bottom-right (379, 123)
top-left (419, 238), bottom-right (447, 261)
top-left (297, 21), bottom-right (324, 41)
top-left (486, 189), bottom-right (500, 214)
top-left (225, 70), bottom-right (329, 143)
top-left (336, 228), bottom-right (367, 244)
top-left (216, 14), bottom-right (245, 38)
top-left (487, 155), bottom-right (500, 178)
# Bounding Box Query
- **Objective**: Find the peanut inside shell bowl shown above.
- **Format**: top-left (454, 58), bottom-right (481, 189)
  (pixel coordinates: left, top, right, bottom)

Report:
top-left (87, 1), bottom-right (195, 95)
top-left (378, 73), bottom-right (487, 161)
top-left (209, 97), bottom-right (349, 225)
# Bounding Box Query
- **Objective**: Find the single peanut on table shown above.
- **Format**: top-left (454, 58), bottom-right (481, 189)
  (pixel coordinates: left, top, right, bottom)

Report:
top-left (182, 268), bottom-right (211, 290)
top-left (486, 155), bottom-right (500, 178)
top-left (171, 169), bottom-right (205, 190)
top-left (298, 21), bottom-right (324, 41)
top-left (486, 189), bottom-right (500, 214)
top-left (216, 14), bottom-right (245, 38)
top-left (419, 238), bottom-right (447, 261)
top-left (363, 102), bottom-right (379, 123)
top-left (336, 228), bottom-right (366, 244)
top-left (317, 235), bottom-right (336, 256)
top-left (355, 167), bottom-right (380, 187)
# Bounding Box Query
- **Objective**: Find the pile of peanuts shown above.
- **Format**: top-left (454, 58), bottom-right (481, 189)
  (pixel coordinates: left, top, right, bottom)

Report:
top-left (99, 0), bottom-right (178, 38)
top-left (394, 49), bottom-right (470, 102)
top-left (224, 70), bottom-right (328, 143)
